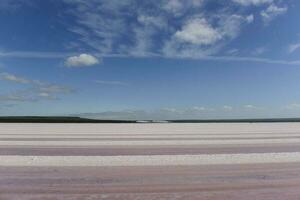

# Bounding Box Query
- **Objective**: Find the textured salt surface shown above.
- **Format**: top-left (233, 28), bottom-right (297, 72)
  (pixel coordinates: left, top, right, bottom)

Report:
top-left (1, 152), bottom-right (300, 166)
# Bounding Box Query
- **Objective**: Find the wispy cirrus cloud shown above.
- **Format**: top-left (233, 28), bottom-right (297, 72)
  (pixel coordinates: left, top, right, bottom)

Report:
top-left (0, 72), bottom-right (74, 102)
top-left (0, 72), bottom-right (31, 84)
top-left (94, 80), bottom-right (129, 86)
top-left (288, 42), bottom-right (300, 53)
top-left (0, 93), bottom-right (35, 102)
top-left (162, 0), bottom-right (204, 16)
top-left (58, 0), bottom-right (291, 64)
top-left (0, 0), bottom-right (293, 65)
top-left (171, 55), bottom-right (300, 66)
top-left (0, 0), bottom-right (32, 12)
top-left (252, 46), bottom-right (267, 56)
top-left (61, 1), bottom-right (252, 58)
top-left (0, 51), bottom-right (74, 58)
top-left (261, 4), bottom-right (288, 24)
top-left (232, 0), bottom-right (273, 6)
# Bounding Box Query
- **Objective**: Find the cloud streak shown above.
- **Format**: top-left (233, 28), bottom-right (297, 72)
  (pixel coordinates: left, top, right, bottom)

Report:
top-left (0, 72), bottom-right (74, 103)
top-left (94, 80), bottom-right (129, 86)
top-left (0, 51), bottom-right (73, 58)
top-left (232, 0), bottom-right (273, 6)
top-left (0, 73), bottom-right (31, 84)
top-left (288, 43), bottom-right (300, 53)
top-left (1, 50), bottom-right (300, 66)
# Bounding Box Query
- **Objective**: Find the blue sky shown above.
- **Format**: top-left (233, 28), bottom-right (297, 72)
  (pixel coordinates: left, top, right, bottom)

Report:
top-left (1, 0), bottom-right (300, 119)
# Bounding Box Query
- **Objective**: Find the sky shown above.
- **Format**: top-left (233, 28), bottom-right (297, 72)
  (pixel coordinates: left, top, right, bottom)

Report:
top-left (1, 0), bottom-right (300, 120)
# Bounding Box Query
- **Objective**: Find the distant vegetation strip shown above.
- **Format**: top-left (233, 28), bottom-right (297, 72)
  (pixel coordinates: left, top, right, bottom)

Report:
top-left (0, 117), bottom-right (136, 123)
top-left (1, 117), bottom-right (300, 123)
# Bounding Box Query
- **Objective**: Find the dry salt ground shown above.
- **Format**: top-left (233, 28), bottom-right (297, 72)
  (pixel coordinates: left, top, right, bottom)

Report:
top-left (2, 123), bottom-right (300, 199)
top-left (1, 123), bottom-right (300, 166)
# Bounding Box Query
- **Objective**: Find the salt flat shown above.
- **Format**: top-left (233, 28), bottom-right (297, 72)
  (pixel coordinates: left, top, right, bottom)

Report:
top-left (1, 123), bottom-right (300, 200)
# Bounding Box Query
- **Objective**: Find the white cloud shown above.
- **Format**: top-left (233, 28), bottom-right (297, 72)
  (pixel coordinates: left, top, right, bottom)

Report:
top-left (261, 4), bottom-right (288, 23)
top-left (288, 43), bottom-right (300, 53)
top-left (163, 14), bottom-right (253, 58)
top-left (232, 0), bottom-right (273, 6)
top-left (0, 73), bottom-right (31, 84)
top-left (65, 54), bottom-right (100, 67)
top-left (175, 18), bottom-right (222, 46)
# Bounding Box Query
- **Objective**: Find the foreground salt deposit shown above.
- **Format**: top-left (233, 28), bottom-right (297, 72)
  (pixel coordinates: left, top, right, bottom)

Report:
top-left (1, 123), bottom-right (300, 200)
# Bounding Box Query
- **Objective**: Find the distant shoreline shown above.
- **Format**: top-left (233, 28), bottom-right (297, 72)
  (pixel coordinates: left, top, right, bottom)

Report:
top-left (1, 116), bottom-right (300, 123)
